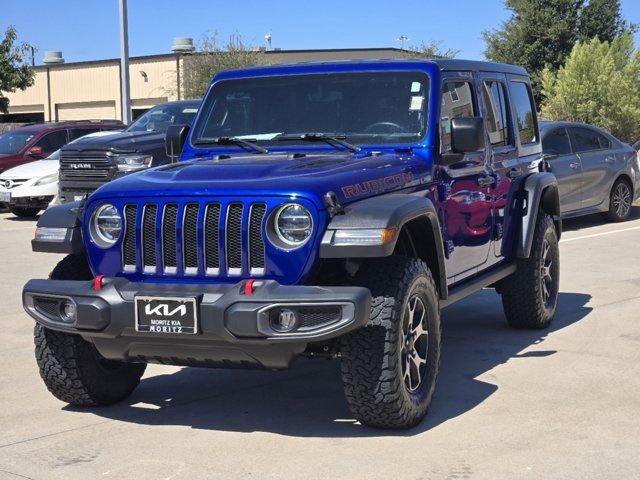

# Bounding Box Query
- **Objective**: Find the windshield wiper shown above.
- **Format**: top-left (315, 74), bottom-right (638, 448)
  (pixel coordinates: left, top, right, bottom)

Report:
top-left (193, 136), bottom-right (269, 154)
top-left (276, 133), bottom-right (361, 153)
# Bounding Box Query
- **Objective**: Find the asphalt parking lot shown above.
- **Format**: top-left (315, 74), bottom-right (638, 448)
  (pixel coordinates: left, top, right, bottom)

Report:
top-left (1, 208), bottom-right (639, 480)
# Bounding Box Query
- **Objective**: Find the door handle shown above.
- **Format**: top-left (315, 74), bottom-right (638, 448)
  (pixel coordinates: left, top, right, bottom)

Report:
top-left (507, 167), bottom-right (520, 179)
top-left (569, 162), bottom-right (580, 169)
top-left (477, 176), bottom-right (495, 187)
top-left (605, 156), bottom-right (615, 164)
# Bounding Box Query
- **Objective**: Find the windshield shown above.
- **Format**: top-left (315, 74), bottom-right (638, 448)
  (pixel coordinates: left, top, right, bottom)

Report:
top-left (0, 131), bottom-right (36, 155)
top-left (46, 149), bottom-right (61, 160)
top-left (192, 71), bottom-right (429, 147)
top-left (127, 104), bottom-right (198, 134)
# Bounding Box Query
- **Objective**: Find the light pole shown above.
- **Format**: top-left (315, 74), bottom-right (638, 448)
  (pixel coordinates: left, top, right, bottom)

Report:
top-left (397, 35), bottom-right (409, 50)
top-left (171, 38), bottom-right (195, 100)
top-left (119, 0), bottom-right (131, 124)
top-left (43, 51), bottom-right (65, 121)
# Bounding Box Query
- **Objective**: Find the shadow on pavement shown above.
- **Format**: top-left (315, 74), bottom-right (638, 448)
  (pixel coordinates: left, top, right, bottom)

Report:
top-left (561, 205), bottom-right (640, 233)
top-left (73, 289), bottom-right (591, 438)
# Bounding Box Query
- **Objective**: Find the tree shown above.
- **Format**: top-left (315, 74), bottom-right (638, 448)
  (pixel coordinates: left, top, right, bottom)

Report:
top-left (540, 34), bottom-right (640, 143)
top-left (405, 41), bottom-right (459, 59)
top-left (483, 0), bottom-right (632, 100)
top-left (0, 26), bottom-right (35, 114)
top-left (577, 0), bottom-right (629, 43)
top-left (181, 33), bottom-right (267, 99)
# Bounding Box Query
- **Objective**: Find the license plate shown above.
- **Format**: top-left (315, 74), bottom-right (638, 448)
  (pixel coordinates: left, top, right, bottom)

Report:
top-left (135, 296), bottom-right (198, 334)
top-left (74, 195), bottom-right (84, 202)
top-left (0, 192), bottom-right (10, 203)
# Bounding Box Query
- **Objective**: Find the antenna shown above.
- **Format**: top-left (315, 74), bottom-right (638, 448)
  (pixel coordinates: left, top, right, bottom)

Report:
top-left (396, 35), bottom-right (409, 50)
top-left (265, 31), bottom-right (272, 51)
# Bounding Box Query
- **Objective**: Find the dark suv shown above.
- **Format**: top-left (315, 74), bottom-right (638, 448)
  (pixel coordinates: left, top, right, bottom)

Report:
top-left (58, 100), bottom-right (199, 203)
top-left (0, 120), bottom-right (123, 173)
top-left (24, 60), bottom-right (561, 429)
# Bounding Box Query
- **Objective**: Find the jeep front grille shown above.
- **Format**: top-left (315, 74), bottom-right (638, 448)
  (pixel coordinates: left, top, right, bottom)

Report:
top-left (121, 201), bottom-right (267, 277)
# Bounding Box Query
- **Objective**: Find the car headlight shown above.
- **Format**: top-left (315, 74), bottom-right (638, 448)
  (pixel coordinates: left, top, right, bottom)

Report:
top-left (110, 153), bottom-right (152, 172)
top-left (90, 204), bottom-right (122, 247)
top-left (33, 172), bottom-right (59, 186)
top-left (272, 203), bottom-right (313, 248)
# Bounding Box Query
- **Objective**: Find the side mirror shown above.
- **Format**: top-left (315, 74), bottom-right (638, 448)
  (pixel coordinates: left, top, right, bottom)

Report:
top-left (450, 117), bottom-right (485, 154)
top-left (165, 124), bottom-right (190, 160)
top-left (27, 146), bottom-right (44, 157)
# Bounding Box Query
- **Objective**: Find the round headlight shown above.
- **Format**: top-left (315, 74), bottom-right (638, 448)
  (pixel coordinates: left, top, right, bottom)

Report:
top-left (274, 203), bottom-right (313, 247)
top-left (91, 204), bottom-right (121, 248)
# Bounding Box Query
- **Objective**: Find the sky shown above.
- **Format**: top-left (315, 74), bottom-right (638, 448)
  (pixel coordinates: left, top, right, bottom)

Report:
top-left (2, 0), bottom-right (640, 65)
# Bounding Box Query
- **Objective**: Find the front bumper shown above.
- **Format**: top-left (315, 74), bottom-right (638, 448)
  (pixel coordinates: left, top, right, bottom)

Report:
top-left (23, 278), bottom-right (371, 369)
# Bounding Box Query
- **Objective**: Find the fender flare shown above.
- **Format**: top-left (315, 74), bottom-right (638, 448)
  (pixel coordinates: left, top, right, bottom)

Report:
top-left (320, 194), bottom-right (448, 299)
top-left (32, 201), bottom-right (84, 254)
top-left (518, 173), bottom-right (562, 258)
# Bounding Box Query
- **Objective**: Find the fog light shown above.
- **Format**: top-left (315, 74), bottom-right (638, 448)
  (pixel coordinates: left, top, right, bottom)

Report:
top-left (60, 300), bottom-right (77, 323)
top-left (272, 308), bottom-right (298, 332)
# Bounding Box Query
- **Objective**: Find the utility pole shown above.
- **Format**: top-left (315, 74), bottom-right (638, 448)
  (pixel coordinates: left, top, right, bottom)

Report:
top-left (397, 35), bottom-right (409, 50)
top-left (118, 0), bottom-right (131, 124)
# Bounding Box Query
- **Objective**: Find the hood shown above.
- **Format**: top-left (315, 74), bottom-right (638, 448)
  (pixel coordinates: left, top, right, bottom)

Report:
top-left (62, 130), bottom-right (163, 153)
top-left (0, 159), bottom-right (59, 179)
top-left (90, 151), bottom-right (432, 209)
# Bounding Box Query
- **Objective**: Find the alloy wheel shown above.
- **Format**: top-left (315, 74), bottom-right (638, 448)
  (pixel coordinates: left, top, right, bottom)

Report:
top-left (612, 182), bottom-right (632, 219)
top-left (540, 239), bottom-right (554, 306)
top-left (401, 295), bottom-right (429, 392)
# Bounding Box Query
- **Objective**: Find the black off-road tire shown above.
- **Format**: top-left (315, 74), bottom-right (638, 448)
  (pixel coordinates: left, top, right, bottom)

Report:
top-left (9, 206), bottom-right (41, 218)
top-left (500, 213), bottom-right (559, 329)
top-left (605, 178), bottom-right (633, 222)
top-left (34, 254), bottom-right (146, 406)
top-left (340, 256), bottom-right (441, 429)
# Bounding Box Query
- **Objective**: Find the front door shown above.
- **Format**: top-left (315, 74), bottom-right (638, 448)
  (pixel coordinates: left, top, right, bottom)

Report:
top-left (543, 126), bottom-right (582, 214)
top-left (437, 73), bottom-right (493, 283)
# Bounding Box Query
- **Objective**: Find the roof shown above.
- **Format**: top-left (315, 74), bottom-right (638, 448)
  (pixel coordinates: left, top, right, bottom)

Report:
top-left (10, 120), bottom-right (123, 132)
top-left (214, 58), bottom-right (530, 78)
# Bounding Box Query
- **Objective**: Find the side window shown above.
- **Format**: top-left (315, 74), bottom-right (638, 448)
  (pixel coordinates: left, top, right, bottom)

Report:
top-left (571, 127), bottom-right (602, 153)
top-left (509, 81), bottom-right (537, 144)
top-left (542, 128), bottom-right (572, 155)
top-left (69, 128), bottom-right (99, 141)
top-left (34, 130), bottom-right (68, 153)
top-left (482, 81), bottom-right (511, 147)
top-left (440, 81), bottom-right (475, 152)
top-left (598, 133), bottom-right (612, 150)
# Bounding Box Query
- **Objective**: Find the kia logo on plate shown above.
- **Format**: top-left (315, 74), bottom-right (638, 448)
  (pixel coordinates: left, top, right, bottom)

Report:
top-left (144, 304), bottom-right (187, 317)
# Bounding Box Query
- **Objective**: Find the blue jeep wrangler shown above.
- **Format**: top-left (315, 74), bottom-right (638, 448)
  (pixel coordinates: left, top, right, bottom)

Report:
top-left (23, 59), bottom-right (561, 429)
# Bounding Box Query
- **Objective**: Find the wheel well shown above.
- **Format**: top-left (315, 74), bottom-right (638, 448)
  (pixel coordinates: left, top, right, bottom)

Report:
top-left (614, 173), bottom-right (633, 190)
top-left (395, 216), bottom-right (445, 297)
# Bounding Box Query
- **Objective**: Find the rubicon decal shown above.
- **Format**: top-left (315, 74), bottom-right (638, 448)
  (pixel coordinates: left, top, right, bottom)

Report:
top-left (342, 173), bottom-right (414, 199)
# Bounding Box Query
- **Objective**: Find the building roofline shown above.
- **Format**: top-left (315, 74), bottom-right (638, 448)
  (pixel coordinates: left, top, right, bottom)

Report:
top-left (32, 47), bottom-right (408, 71)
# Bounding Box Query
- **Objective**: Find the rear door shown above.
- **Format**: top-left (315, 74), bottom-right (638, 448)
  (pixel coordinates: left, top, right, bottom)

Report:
top-left (569, 126), bottom-right (617, 210)
top-left (478, 73), bottom-right (519, 260)
top-left (542, 127), bottom-right (582, 214)
top-left (438, 73), bottom-right (493, 282)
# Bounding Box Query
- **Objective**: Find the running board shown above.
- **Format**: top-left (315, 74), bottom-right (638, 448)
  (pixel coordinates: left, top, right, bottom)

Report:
top-left (441, 263), bottom-right (517, 308)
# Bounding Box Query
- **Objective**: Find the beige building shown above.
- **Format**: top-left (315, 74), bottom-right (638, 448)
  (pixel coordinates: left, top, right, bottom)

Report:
top-left (2, 48), bottom-right (406, 123)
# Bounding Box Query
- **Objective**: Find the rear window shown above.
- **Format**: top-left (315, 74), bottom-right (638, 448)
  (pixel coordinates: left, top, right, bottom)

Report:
top-left (571, 127), bottom-right (610, 153)
top-left (509, 81), bottom-right (537, 144)
top-left (482, 81), bottom-right (511, 148)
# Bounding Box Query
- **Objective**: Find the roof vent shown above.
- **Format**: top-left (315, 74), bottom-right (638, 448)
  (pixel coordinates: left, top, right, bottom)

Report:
top-left (43, 51), bottom-right (65, 64)
top-left (171, 37), bottom-right (195, 54)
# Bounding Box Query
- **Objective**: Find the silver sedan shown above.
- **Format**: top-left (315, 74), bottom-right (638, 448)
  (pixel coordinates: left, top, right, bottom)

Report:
top-left (540, 121), bottom-right (640, 222)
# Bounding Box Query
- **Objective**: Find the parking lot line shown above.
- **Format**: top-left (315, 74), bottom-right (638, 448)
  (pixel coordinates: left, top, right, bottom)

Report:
top-left (560, 225), bottom-right (640, 243)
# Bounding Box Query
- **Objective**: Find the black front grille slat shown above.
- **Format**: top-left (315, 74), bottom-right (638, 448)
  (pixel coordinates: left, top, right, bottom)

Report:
top-left (204, 204), bottom-right (221, 272)
top-left (248, 204), bottom-right (266, 272)
top-left (162, 204), bottom-right (178, 271)
top-left (226, 204), bottom-right (243, 273)
top-left (121, 200), bottom-right (269, 277)
top-left (122, 205), bottom-right (137, 269)
top-left (142, 204), bottom-right (157, 271)
top-left (183, 204), bottom-right (200, 273)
